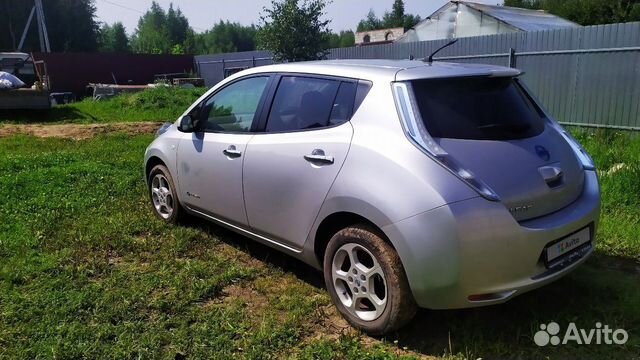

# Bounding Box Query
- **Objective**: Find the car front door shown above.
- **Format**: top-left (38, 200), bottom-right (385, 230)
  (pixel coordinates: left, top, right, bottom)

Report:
top-left (177, 75), bottom-right (271, 226)
top-left (242, 75), bottom-right (357, 248)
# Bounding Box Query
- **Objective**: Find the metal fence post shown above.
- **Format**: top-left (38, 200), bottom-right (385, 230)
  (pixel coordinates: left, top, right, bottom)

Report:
top-left (508, 47), bottom-right (516, 68)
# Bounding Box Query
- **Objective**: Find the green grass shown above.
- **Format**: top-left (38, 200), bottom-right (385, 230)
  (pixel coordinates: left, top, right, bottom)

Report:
top-left (0, 130), bottom-right (638, 359)
top-left (573, 128), bottom-right (640, 260)
top-left (0, 87), bottom-right (207, 124)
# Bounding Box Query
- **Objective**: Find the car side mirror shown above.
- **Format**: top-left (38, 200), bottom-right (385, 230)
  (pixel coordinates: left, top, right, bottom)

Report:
top-left (179, 114), bottom-right (206, 133)
top-left (178, 115), bottom-right (195, 133)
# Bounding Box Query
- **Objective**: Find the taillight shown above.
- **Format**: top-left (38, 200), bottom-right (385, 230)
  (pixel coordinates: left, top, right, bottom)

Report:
top-left (551, 124), bottom-right (596, 171)
top-left (392, 82), bottom-right (501, 201)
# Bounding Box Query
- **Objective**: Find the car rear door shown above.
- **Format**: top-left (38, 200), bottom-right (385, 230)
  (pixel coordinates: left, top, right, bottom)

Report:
top-left (177, 75), bottom-right (271, 226)
top-left (242, 75), bottom-right (357, 248)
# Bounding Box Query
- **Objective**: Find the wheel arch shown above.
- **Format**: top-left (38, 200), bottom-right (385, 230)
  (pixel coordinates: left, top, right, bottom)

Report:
top-left (313, 211), bottom-right (395, 266)
top-left (145, 156), bottom-right (166, 183)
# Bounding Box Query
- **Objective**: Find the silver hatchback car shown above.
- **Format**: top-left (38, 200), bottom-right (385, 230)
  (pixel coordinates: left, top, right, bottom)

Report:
top-left (144, 60), bottom-right (600, 335)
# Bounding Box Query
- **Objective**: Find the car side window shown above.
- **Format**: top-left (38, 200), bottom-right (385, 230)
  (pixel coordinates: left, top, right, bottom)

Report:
top-left (200, 76), bottom-right (269, 133)
top-left (329, 82), bottom-right (357, 126)
top-left (266, 76), bottom-right (352, 132)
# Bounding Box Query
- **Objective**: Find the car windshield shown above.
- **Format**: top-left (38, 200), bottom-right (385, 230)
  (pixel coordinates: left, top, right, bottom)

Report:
top-left (411, 77), bottom-right (545, 140)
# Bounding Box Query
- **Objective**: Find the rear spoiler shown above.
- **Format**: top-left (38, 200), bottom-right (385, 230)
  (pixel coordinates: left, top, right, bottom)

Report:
top-left (395, 65), bottom-right (521, 82)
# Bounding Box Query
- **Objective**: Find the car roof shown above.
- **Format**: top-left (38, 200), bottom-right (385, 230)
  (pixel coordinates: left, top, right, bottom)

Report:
top-left (240, 59), bottom-right (521, 82)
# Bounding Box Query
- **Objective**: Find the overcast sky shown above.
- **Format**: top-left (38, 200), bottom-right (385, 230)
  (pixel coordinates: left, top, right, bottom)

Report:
top-left (95, 0), bottom-right (502, 34)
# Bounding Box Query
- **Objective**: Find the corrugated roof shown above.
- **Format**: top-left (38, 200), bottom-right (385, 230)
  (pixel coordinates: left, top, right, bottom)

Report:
top-left (459, 1), bottom-right (580, 31)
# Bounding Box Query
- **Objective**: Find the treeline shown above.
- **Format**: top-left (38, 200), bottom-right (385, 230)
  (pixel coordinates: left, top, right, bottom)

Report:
top-left (113, 1), bottom-right (358, 54)
top-left (356, 0), bottom-right (422, 32)
top-left (97, 2), bottom-right (260, 55)
top-left (504, 0), bottom-right (640, 25)
top-left (0, 0), bottom-right (356, 54)
top-left (5, 0), bottom-right (636, 56)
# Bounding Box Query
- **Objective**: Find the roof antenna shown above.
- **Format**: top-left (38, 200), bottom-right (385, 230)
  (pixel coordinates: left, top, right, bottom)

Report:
top-left (424, 38), bottom-right (458, 64)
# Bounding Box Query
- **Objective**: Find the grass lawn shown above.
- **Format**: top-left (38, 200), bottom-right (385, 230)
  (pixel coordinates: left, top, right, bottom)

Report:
top-left (0, 130), bottom-right (638, 359)
top-left (0, 87), bottom-right (207, 125)
top-left (573, 128), bottom-right (640, 261)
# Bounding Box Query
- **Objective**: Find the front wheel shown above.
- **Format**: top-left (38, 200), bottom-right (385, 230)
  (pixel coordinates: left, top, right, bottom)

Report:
top-left (323, 225), bottom-right (417, 335)
top-left (148, 164), bottom-right (184, 224)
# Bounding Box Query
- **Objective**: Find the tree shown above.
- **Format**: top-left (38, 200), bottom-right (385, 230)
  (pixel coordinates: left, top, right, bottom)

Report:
top-left (357, 9), bottom-right (383, 32)
top-left (0, 0), bottom-right (100, 52)
top-left (194, 21), bottom-right (257, 55)
top-left (131, 2), bottom-right (169, 54)
top-left (357, 1), bottom-right (422, 32)
top-left (99, 22), bottom-right (130, 53)
top-left (257, 0), bottom-right (331, 62)
top-left (326, 30), bottom-right (355, 48)
top-left (504, 0), bottom-right (640, 25)
top-left (166, 5), bottom-right (193, 49)
top-left (338, 30), bottom-right (356, 47)
top-left (131, 2), bottom-right (194, 54)
top-left (402, 14), bottom-right (422, 30)
top-left (382, 0), bottom-right (405, 28)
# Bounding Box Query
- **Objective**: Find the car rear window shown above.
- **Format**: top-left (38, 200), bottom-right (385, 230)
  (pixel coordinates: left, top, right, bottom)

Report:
top-left (329, 82), bottom-right (357, 126)
top-left (266, 76), bottom-right (340, 132)
top-left (265, 76), bottom-right (361, 132)
top-left (411, 77), bottom-right (545, 140)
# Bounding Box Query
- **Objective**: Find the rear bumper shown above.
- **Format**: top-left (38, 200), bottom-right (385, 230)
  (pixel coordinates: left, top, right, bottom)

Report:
top-left (383, 170), bottom-right (601, 309)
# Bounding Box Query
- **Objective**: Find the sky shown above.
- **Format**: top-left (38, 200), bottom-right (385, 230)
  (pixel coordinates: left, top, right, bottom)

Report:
top-left (94, 0), bottom-right (502, 34)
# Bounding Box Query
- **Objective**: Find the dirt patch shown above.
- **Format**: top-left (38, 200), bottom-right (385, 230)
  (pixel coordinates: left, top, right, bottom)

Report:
top-left (294, 303), bottom-right (434, 359)
top-left (0, 122), bottom-right (162, 140)
top-left (308, 303), bottom-right (353, 339)
top-left (205, 283), bottom-right (267, 309)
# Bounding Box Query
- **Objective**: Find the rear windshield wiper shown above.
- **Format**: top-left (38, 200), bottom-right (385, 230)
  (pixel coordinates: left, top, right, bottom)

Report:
top-left (477, 122), bottom-right (531, 133)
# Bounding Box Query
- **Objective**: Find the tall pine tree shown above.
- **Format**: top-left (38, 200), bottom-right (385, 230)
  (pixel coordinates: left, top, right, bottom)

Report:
top-left (131, 2), bottom-right (194, 54)
top-left (99, 22), bottom-right (131, 53)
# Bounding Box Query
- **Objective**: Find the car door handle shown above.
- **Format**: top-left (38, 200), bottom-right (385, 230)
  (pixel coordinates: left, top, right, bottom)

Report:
top-left (304, 149), bottom-right (334, 164)
top-left (223, 145), bottom-right (242, 158)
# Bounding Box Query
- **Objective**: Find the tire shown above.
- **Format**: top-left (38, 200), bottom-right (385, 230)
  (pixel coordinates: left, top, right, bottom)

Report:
top-left (148, 164), bottom-right (184, 224)
top-left (323, 224), bottom-right (417, 335)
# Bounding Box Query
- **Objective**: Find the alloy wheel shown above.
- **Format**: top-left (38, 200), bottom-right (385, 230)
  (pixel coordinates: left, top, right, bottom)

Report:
top-left (151, 173), bottom-right (174, 219)
top-left (331, 243), bottom-right (388, 321)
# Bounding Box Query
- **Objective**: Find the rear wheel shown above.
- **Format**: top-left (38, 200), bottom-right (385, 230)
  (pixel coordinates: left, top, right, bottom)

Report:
top-left (323, 225), bottom-right (417, 335)
top-left (148, 164), bottom-right (184, 224)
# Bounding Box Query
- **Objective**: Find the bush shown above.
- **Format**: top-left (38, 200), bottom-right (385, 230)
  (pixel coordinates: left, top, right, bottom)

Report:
top-left (0, 86), bottom-right (208, 124)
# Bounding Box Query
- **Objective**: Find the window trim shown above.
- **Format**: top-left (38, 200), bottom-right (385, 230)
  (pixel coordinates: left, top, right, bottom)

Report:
top-left (191, 73), bottom-right (276, 135)
top-left (253, 72), bottom-right (361, 135)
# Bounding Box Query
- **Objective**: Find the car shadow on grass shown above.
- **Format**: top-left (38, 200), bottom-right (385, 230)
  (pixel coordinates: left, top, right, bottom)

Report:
top-left (396, 264), bottom-right (639, 359)
top-left (181, 218), bottom-right (640, 360)
top-left (182, 217), bottom-right (326, 289)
